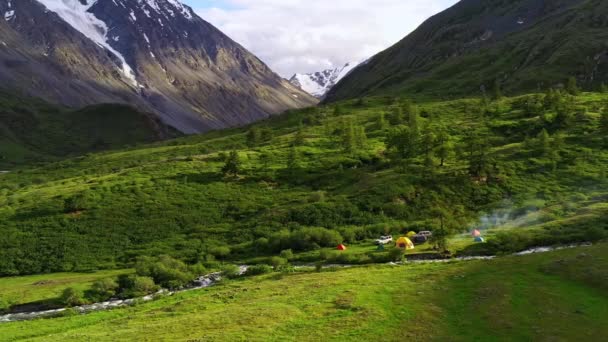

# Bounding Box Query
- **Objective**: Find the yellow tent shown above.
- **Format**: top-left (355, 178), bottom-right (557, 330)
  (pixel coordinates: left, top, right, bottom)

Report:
top-left (406, 231), bottom-right (417, 238)
top-left (396, 237), bottom-right (415, 250)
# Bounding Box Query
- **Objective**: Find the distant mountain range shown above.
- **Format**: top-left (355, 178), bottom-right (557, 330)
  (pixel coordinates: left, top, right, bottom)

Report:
top-left (289, 61), bottom-right (362, 98)
top-left (0, 0), bottom-right (316, 133)
top-left (326, 0), bottom-right (608, 101)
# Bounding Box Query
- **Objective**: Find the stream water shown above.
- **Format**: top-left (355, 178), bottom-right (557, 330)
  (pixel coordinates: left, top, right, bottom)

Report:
top-left (0, 245), bottom-right (591, 323)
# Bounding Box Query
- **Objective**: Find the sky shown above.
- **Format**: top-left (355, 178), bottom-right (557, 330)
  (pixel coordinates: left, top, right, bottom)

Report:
top-left (184, 0), bottom-right (459, 77)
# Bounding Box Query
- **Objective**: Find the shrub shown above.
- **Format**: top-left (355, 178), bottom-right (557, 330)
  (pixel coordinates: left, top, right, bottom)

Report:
top-left (60, 287), bottom-right (86, 307)
top-left (279, 249), bottom-right (294, 260)
top-left (209, 246), bottom-right (231, 260)
top-left (245, 264), bottom-right (273, 276)
top-left (117, 275), bottom-right (159, 298)
top-left (221, 264), bottom-right (242, 279)
top-left (63, 193), bottom-right (88, 213)
top-left (0, 296), bottom-right (14, 313)
top-left (388, 247), bottom-right (406, 262)
top-left (86, 278), bottom-right (119, 302)
top-left (269, 256), bottom-right (288, 270)
top-left (135, 255), bottom-right (194, 289)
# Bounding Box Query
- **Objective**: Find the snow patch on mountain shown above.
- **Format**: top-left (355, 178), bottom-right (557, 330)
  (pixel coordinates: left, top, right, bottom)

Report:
top-left (289, 61), bottom-right (362, 98)
top-left (35, 0), bottom-right (139, 87)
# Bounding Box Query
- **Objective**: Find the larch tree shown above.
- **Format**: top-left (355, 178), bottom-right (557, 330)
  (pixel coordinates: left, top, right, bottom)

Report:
top-left (222, 151), bottom-right (241, 177)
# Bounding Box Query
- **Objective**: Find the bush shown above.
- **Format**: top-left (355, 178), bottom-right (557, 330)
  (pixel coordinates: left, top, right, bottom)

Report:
top-left (63, 193), bottom-right (88, 213)
top-left (279, 249), bottom-right (294, 260)
top-left (209, 246), bottom-right (231, 259)
top-left (85, 278), bottom-right (118, 302)
top-left (221, 264), bottom-right (242, 279)
top-left (117, 275), bottom-right (159, 298)
top-left (388, 247), bottom-right (406, 262)
top-left (245, 264), bottom-right (273, 276)
top-left (0, 296), bottom-right (14, 313)
top-left (60, 287), bottom-right (86, 307)
top-left (135, 255), bottom-right (194, 289)
top-left (269, 256), bottom-right (288, 270)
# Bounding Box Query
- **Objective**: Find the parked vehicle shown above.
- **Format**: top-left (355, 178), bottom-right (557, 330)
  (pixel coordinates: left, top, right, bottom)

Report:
top-left (375, 235), bottom-right (393, 245)
top-left (418, 231), bottom-right (433, 237)
top-left (412, 234), bottom-right (428, 244)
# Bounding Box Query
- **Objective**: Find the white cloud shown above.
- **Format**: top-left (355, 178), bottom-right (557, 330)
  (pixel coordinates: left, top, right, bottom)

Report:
top-left (195, 0), bottom-right (458, 77)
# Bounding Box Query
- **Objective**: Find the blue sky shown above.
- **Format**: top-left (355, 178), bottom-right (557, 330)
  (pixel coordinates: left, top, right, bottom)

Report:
top-left (184, 0), bottom-right (459, 77)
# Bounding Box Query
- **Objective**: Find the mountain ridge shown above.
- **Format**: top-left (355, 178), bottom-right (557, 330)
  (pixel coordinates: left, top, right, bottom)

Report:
top-left (0, 0), bottom-right (317, 133)
top-left (325, 0), bottom-right (605, 102)
top-left (289, 61), bottom-right (362, 98)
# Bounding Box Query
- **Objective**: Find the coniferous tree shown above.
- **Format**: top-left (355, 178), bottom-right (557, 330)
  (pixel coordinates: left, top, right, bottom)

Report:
top-left (333, 105), bottom-right (343, 116)
top-left (408, 105), bottom-right (420, 152)
top-left (553, 131), bottom-right (565, 152)
top-left (259, 152), bottom-right (271, 172)
top-left (260, 128), bottom-right (273, 142)
top-left (377, 111), bottom-right (387, 131)
top-left (222, 151), bottom-right (241, 177)
top-left (566, 76), bottom-right (580, 96)
top-left (493, 79), bottom-right (503, 100)
top-left (294, 128), bottom-right (305, 146)
top-left (355, 126), bottom-right (367, 149)
top-left (538, 129), bottom-right (551, 156)
top-left (554, 96), bottom-right (575, 128)
top-left (286, 145), bottom-right (299, 173)
top-left (341, 120), bottom-right (356, 153)
top-left (246, 128), bottom-right (260, 147)
top-left (389, 106), bottom-right (404, 125)
top-left (436, 129), bottom-right (451, 167)
top-left (600, 106), bottom-right (608, 134)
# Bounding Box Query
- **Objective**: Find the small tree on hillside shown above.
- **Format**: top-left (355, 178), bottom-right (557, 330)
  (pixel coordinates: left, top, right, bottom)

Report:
top-left (246, 128), bottom-right (260, 147)
top-left (436, 129), bottom-right (451, 167)
top-left (600, 106), bottom-right (608, 134)
top-left (566, 76), bottom-right (580, 96)
top-left (493, 79), bottom-right (503, 100)
top-left (294, 128), bottom-right (305, 146)
top-left (333, 105), bottom-right (343, 116)
top-left (286, 145), bottom-right (299, 173)
top-left (538, 128), bottom-right (551, 157)
top-left (341, 120), bottom-right (356, 153)
top-left (64, 193), bottom-right (88, 213)
top-left (355, 126), bottom-right (367, 150)
top-left (377, 111), bottom-right (387, 131)
top-left (222, 151), bottom-right (241, 177)
top-left (389, 106), bottom-right (404, 125)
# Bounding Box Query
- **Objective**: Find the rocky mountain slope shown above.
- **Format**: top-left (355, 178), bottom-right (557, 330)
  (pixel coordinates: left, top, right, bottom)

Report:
top-left (0, 0), bottom-right (316, 133)
top-left (326, 0), bottom-right (606, 101)
top-left (289, 61), bottom-right (361, 98)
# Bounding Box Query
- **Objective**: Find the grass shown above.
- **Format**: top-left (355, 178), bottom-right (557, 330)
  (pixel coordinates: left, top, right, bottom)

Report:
top-left (0, 92), bottom-right (606, 276)
top-left (0, 244), bottom-right (606, 341)
top-left (0, 270), bottom-right (131, 308)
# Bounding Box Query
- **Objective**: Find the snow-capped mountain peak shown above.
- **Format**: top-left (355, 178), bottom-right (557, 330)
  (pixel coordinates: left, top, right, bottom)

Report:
top-left (289, 61), bottom-right (361, 98)
top-left (1, 0), bottom-right (316, 134)
top-left (36, 0), bottom-right (138, 85)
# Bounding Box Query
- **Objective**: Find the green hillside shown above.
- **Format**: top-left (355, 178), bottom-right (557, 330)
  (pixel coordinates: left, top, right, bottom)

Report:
top-left (0, 93), bottom-right (178, 168)
top-left (326, 0), bottom-right (608, 101)
top-left (0, 90), bottom-right (606, 276)
top-left (0, 244), bottom-right (606, 341)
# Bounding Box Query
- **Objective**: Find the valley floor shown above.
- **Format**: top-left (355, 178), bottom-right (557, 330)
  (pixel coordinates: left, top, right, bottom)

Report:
top-left (0, 244), bottom-right (606, 341)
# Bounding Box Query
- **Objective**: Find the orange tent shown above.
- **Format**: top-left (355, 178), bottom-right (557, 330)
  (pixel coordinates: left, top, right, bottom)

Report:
top-left (337, 244), bottom-right (347, 251)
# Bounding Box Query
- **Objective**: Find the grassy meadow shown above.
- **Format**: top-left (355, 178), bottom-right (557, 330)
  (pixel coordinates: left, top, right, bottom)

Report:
top-left (0, 91), bottom-right (607, 277)
top-left (0, 244), bottom-right (606, 341)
